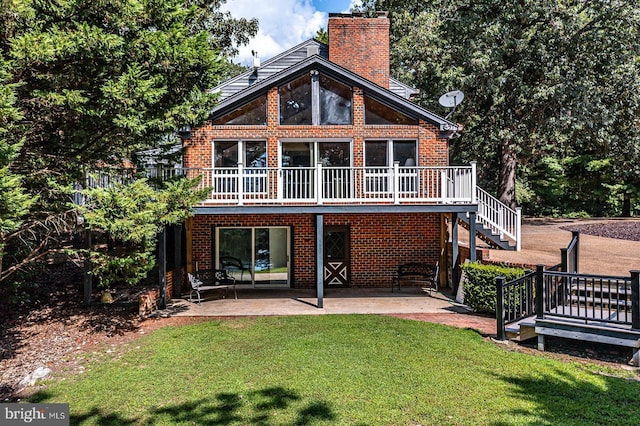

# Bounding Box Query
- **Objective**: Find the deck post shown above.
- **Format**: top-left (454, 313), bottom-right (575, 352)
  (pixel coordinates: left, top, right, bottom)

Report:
top-left (393, 162), bottom-right (400, 205)
top-left (451, 212), bottom-right (460, 296)
top-left (468, 211), bottom-right (477, 262)
top-left (515, 207), bottom-right (522, 251)
top-left (535, 264), bottom-right (545, 320)
top-left (316, 162), bottom-right (323, 205)
top-left (537, 335), bottom-right (545, 352)
top-left (316, 214), bottom-right (324, 308)
top-left (158, 226), bottom-right (167, 309)
top-left (237, 162), bottom-right (244, 206)
top-left (631, 270), bottom-right (640, 330)
top-left (83, 229), bottom-right (92, 307)
top-left (560, 248), bottom-right (568, 273)
top-left (496, 276), bottom-right (506, 340)
top-left (173, 225), bottom-right (183, 298)
top-left (572, 231), bottom-right (580, 273)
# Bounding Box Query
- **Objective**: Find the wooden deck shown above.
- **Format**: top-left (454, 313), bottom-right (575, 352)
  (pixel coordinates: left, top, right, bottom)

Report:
top-left (505, 305), bottom-right (640, 365)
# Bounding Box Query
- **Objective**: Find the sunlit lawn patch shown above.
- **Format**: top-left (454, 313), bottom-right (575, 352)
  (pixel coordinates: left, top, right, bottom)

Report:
top-left (31, 315), bottom-right (640, 425)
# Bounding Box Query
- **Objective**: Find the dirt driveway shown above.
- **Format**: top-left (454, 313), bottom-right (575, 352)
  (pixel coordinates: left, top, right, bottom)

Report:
top-left (484, 217), bottom-right (640, 276)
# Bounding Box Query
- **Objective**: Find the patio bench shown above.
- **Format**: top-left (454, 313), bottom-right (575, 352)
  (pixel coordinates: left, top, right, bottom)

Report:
top-left (392, 262), bottom-right (439, 295)
top-left (188, 270), bottom-right (237, 303)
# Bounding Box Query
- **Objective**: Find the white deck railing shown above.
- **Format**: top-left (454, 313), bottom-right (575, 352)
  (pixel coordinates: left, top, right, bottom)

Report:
top-left (476, 187), bottom-right (522, 251)
top-left (155, 162), bottom-right (478, 206)
top-left (79, 162), bottom-right (521, 250)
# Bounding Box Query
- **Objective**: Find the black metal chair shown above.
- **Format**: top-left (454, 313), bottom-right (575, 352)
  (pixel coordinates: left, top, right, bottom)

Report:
top-left (220, 256), bottom-right (253, 282)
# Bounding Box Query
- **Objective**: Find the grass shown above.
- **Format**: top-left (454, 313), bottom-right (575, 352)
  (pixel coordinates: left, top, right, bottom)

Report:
top-left (31, 315), bottom-right (640, 425)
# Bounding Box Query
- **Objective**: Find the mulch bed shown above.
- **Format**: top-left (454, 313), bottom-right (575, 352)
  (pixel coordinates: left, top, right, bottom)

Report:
top-left (561, 220), bottom-right (640, 242)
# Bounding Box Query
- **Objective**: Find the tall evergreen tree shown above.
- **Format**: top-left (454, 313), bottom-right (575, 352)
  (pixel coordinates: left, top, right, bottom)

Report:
top-left (0, 0), bottom-right (258, 286)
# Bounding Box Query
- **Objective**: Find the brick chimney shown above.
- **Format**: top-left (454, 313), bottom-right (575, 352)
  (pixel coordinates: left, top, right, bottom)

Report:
top-left (328, 12), bottom-right (390, 89)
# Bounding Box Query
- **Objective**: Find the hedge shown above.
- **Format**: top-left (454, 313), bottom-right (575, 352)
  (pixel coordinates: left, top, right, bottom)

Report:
top-left (461, 262), bottom-right (527, 315)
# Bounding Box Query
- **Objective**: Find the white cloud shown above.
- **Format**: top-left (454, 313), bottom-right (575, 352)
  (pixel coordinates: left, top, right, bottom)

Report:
top-left (222, 0), bottom-right (327, 66)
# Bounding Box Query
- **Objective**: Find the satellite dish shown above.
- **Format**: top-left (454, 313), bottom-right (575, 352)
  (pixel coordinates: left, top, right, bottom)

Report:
top-left (438, 90), bottom-right (464, 119)
top-left (439, 90), bottom-right (464, 108)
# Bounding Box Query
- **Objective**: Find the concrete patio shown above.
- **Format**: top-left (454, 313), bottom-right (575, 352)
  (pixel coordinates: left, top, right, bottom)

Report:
top-left (167, 287), bottom-right (467, 317)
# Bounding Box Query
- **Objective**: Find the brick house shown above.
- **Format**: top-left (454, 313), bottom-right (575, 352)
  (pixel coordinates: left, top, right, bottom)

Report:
top-left (173, 12), bottom-right (520, 303)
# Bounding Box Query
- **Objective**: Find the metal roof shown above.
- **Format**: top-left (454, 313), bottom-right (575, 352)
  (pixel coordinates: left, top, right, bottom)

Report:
top-left (214, 39), bottom-right (417, 101)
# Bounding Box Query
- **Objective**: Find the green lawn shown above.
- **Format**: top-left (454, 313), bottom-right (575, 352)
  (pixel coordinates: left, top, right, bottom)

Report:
top-left (31, 315), bottom-right (640, 425)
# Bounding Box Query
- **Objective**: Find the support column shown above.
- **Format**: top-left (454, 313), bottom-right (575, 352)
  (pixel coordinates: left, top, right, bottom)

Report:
top-left (451, 212), bottom-right (459, 296)
top-left (173, 225), bottom-right (183, 298)
top-left (185, 217), bottom-right (193, 273)
top-left (468, 211), bottom-right (477, 262)
top-left (158, 226), bottom-right (167, 309)
top-left (83, 230), bottom-right (92, 308)
top-left (316, 214), bottom-right (324, 308)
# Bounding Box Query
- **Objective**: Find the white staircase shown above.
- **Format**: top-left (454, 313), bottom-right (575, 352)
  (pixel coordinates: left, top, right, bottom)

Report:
top-left (462, 187), bottom-right (522, 251)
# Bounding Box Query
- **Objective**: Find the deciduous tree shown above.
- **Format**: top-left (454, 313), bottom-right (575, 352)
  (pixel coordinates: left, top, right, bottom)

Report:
top-left (360, 0), bottom-right (640, 214)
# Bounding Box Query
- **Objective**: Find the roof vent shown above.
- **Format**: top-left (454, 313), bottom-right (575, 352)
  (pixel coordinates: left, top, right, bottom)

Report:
top-left (251, 50), bottom-right (260, 70)
top-left (307, 45), bottom-right (319, 57)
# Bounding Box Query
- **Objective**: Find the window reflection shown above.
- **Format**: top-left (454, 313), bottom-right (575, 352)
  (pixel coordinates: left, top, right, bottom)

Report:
top-left (320, 76), bottom-right (352, 125)
top-left (213, 95), bottom-right (267, 125)
top-left (279, 75), bottom-right (312, 125)
top-left (214, 142), bottom-right (238, 167)
top-left (364, 95), bottom-right (417, 125)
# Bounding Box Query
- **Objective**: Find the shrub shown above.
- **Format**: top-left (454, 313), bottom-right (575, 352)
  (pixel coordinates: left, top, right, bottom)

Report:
top-left (461, 262), bottom-right (526, 315)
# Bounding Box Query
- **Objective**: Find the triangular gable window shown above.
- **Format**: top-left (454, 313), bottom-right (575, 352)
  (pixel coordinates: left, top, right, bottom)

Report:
top-left (279, 72), bottom-right (353, 125)
top-left (364, 95), bottom-right (417, 125)
top-left (213, 94), bottom-right (267, 125)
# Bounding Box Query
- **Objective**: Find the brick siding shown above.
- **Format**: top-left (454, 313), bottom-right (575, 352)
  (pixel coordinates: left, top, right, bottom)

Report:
top-left (184, 88), bottom-right (447, 169)
top-left (193, 213), bottom-right (440, 288)
top-left (328, 14), bottom-right (390, 89)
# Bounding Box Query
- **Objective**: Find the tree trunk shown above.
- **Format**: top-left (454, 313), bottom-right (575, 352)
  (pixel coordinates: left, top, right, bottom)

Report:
top-left (621, 193), bottom-right (632, 217)
top-left (497, 139), bottom-right (517, 209)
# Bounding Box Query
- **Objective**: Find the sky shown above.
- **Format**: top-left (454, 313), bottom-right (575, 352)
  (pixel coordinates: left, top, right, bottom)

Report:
top-left (221, 0), bottom-right (360, 65)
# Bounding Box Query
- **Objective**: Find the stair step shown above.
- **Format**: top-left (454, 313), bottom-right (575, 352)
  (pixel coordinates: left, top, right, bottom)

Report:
top-left (567, 297), bottom-right (632, 308)
top-left (505, 319), bottom-right (536, 342)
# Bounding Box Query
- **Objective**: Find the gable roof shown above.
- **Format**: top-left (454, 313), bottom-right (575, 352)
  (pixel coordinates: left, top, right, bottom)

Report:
top-left (216, 39), bottom-right (418, 101)
top-left (211, 54), bottom-right (458, 131)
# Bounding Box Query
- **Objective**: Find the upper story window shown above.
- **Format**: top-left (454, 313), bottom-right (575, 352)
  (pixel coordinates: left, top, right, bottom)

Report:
top-left (364, 95), bottom-right (417, 125)
top-left (365, 140), bottom-right (417, 167)
top-left (279, 72), bottom-right (353, 125)
top-left (320, 76), bottom-right (352, 125)
top-left (279, 75), bottom-right (312, 125)
top-left (214, 140), bottom-right (267, 168)
top-left (213, 95), bottom-right (267, 125)
top-left (281, 141), bottom-right (351, 167)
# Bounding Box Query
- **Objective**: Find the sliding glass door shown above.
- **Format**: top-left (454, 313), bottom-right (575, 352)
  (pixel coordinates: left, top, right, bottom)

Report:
top-left (216, 227), bottom-right (290, 287)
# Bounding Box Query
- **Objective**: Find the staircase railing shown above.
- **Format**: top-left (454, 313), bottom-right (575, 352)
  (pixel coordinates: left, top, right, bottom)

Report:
top-left (476, 187), bottom-right (522, 251)
top-left (496, 265), bottom-right (640, 340)
top-left (496, 270), bottom-right (536, 340)
top-left (560, 231), bottom-right (580, 273)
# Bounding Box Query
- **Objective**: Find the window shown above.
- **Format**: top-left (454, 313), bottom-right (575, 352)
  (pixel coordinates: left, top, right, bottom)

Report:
top-left (213, 140), bottom-right (267, 168)
top-left (279, 72), bottom-right (353, 125)
top-left (213, 140), bottom-right (267, 193)
top-left (212, 95), bottom-right (267, 125)
top-left (216, 226), bottom-right (290, 287)
top-left (365, 140), bottom-right (417, 167)
top-left (364, 140), bottom-right (418, 193)
top-left (279, 75), bottom-right (312, 125)
top-left (364, 95), bottom-right (417, 125)
top-left (320, 75), bottom-right (352, 125)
